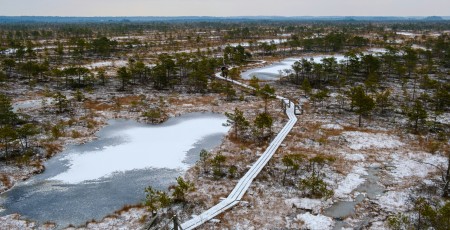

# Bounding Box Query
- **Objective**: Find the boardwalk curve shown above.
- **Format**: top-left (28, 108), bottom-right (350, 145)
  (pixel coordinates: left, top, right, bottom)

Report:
top-left (181, 73), bottom-right (298, 230)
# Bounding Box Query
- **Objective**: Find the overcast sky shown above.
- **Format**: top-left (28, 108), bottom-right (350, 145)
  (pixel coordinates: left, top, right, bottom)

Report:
top-left (0, 0), bottom-right (449, 17)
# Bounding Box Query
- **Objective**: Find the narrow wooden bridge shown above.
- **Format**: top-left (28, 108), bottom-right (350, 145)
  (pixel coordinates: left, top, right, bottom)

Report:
top-left (180, 73), bottom-right (300, 230)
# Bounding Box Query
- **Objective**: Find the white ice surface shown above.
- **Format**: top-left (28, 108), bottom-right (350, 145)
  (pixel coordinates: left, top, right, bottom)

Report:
top-left (84, 60), bottom-right (128, 69)
top-left (51, 116), bottom-right (229, 184)
top-left (396, 32), bottom-right (419, 37)
top-left (241, 55), bottom-right (346, 80)
top-left (224, 39), bottom-right (287, 48)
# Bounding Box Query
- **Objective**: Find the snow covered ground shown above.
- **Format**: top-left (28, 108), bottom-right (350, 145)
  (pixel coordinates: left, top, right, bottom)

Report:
top-left (375, 191), bottom-right (411, 212)
top-left (321, 123), bottom-right (343, 130)
top-left (435, 113), bottom-right (450, 125)
top-left (296, 213), bottom-right (334, 230)
top-left (334, 165), bottom-right (367, 199)
top-left (0, 214), bottom-right (36, 230)
top-left (12, 98), bottom-right (54, 112)
top-left (367, 48), bottom-right (388, 54)
top-left (341, 131), bottom-right (404, 150)
top-left (389, 152), bottom-right (447, 180)
top-left (285, 198), bottom-right (328, 213)
top-left (225, 39), bottom-right (287, 48)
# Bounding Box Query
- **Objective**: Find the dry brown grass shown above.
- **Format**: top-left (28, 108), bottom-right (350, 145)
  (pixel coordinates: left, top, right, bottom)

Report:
top-left (227, 134), bottom-right (254, 146)
top-left (342, 125), bottom-right (364, 132)
top-left (85, 119), bottom-right (98, 129)
top-left (71, 130), bottom-right (83, 138)
top-left (115, 95), bottom-right (143, 105)
top-left (323, 128), bottom-right (344, 137)
top-left (42, 142), bottom-right (63, 158)
top-left (84, 100), bottom-right (113, 111)
top-left (281, 145), bottom-right (310, 155)
top-left (114, 204), bottom-right (144, 215)
top-left (168, 95), bottom-right (217, 107)
top-left (0, 174), bottom-right (11, 188)
top-left (332, 157), bottom-right (352, 174)
top-left (138, 214), bottom-right (148, 224)
top-left (85, 219), bottom-right (97, 225)
top-left (421, 138), bottom-right (446, 154)
top-left (103, 214), bottom-right (119, 219)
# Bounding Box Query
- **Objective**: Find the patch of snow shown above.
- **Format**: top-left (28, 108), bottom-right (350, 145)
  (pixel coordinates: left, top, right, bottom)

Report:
top-left (376, 191), bottom-right (410, 212)
top-left (51, 116), bottom-right (229, 183)
top-left (225, 42), bottom-right (250, 47)
top-left (0, 48), bottom-right (17, 55)
top-left (83, 207), bottom-right (146, 229)
top-left (299, 139), bottom-right (321, 148)
top-left (335, 165), bottom-right (367, 198)
top-left (369, 221), bottom-right (388, 230)
top-left (297, 212), bottom-right (334, 230)
top-left (367, 48), bottom-right (388, 54)
top-left (435, 113), bottom-right (450, 125)
top-left (84, 60), bottom-right (128, 69)
top-left (321, 124), bottom-right (343, 130)
top-left (343, 153), bottom-right (366, 161)
top-left (389, 152), bottom-right (447, 179)
top-left (411, 44), bottom-right (429, 51)
top-left (428, 33), bottom-right (442, 37)
top-left (13, 98), bottom-right (54, 112)
top-left (422, 179), bottom-right (435, 186)
top-left (0, 214), bottom-right (34, 229)
top-left (397, 32), bottom-right (420, 37)
top-left (342, 131), bottom-right (403, 150)
top-left (257, 38), bottom-right (287, 44)
top-left (285, 198), bottom-right (323, 212)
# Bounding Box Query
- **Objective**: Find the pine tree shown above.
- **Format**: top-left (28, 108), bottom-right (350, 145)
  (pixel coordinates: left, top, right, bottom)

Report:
top-left (348, 86), bottom-right (375, 127)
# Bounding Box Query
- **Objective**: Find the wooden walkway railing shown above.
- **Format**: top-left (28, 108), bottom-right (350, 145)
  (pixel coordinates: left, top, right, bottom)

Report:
top-left (180, 73), bottom-right (299, 230)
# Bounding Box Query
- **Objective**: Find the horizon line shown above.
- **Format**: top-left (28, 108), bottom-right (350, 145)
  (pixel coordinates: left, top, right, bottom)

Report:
top-left (1, 15), bottom-right (449, 18)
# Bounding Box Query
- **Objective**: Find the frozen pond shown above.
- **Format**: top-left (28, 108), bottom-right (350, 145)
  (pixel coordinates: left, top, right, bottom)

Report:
top-left (83, 60), bottom-right (128, 70)
top-left (225, 38), bottom-right (287, 48)
top-left (0, 113), bottom-right (229, 228)
top-left (241, 55), bottom-right (346, 80)
top-left (396, 31), bottom-right (420, 37)
top-left (367, 48), bottom-right (388, 54)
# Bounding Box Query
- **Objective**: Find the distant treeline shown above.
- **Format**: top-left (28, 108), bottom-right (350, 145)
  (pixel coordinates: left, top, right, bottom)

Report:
top-left (0, 16), bottom-right (449, 24)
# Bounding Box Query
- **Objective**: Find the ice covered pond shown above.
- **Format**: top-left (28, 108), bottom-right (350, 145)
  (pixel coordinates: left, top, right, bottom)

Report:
top-left (241, 55), bottom-right (346, 80)
top-left (0, 112), bottom-right (230, 228)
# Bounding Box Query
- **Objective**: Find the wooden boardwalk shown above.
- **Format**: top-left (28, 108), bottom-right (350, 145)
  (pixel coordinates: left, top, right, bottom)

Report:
top-left (180, 74), bottom-right (298, 230)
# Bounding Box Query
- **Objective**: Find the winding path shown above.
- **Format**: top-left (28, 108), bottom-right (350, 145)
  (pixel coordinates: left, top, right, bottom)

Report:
top-left (181, 73), bottom-right (298, 230)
